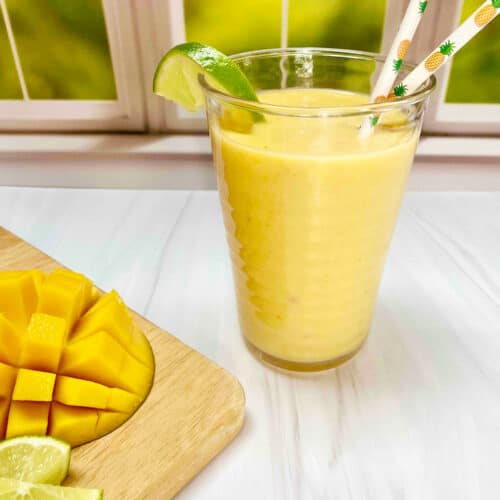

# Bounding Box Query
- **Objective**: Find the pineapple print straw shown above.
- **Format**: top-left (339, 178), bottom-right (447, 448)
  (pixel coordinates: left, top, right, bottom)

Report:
top-left (399, 0), bottom-right (500, 96)
top-left (359, 0), bottom-right (429, 138)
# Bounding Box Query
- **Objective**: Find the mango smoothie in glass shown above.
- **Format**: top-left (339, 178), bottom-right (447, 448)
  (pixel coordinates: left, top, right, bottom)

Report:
top-left (202, 49), bottom-right (435, 371)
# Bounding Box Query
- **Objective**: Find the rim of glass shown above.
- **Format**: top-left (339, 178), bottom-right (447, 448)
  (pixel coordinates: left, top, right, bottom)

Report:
top-left (199, 47), bottom-right (436, 117)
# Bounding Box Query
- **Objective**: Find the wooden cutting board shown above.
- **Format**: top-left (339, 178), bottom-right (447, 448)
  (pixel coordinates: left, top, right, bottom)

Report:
top-left (0, 228), bottom-right (245, 499)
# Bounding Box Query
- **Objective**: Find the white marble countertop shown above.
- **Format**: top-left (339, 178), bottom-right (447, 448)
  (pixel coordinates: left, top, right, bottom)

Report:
top-left (1, 187), bottom-right (499, 500)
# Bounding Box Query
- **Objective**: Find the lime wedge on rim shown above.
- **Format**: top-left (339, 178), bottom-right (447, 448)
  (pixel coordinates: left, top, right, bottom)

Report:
top-left (0, 436), bottom-right (70, 485)
top-left (153, 42), bottom-right (258, 111)
top-left (0, 478), bottom-right (102, 499)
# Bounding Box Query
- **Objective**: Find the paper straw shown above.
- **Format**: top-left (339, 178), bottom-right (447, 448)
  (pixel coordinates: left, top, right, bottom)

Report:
top-left (359, 0), bottom-right (429, 138)
top-left (399, 0), bottom-right (499, 95)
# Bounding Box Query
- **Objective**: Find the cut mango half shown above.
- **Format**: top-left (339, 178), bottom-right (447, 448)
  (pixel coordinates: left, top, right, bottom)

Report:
top-left (0, 269), bottom-right (155, 446)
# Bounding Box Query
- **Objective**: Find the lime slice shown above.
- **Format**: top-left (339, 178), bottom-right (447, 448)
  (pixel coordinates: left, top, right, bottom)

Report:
top-left (0, 436), bottom-right (70, 485)
top-left (153, 42), bottom-right (258, 112)
top-left (0, 478), bottom-right (102, 499)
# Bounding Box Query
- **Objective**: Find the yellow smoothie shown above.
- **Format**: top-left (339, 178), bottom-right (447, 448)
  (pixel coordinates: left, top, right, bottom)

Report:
top-left (210, 88), bottom-right (418, 368)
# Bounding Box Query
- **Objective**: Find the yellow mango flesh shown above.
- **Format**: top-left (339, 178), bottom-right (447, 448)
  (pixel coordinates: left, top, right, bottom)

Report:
top-left (59, 330), bottom-right (153, 395)
top-left (49, 403), bottom-right (98, 446)
top-left (12, 369), bottom-right (56, 402)
top-left (0, 363), bottom-right (17, 436)
top-left (95, 411), bottom-right (128, 437)
top-left (37, 269), bottom-right (94, 333)
top-left (72, 291), bottom-right (152, 366)
top-left (20, 313), bottom-right (66, 372)
top-left (0, 269), bottom-right (154, 446)
top-left (0, 362), bottom-right (16, 398)
top-left (0, 272), bottom-right (38, 328)
top-left (6, 402), bottom-right (50, 438)
top-left (55, 376), bottom-right (110, 409)
top-left (0, 315), bottom-right (23, 365)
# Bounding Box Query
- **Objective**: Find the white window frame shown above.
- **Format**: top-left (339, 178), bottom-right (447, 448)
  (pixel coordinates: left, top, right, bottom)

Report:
top-left (0, 0), bottom-right (144, 131)
top-left (138, 0), bottom-right (408, 133)
top-left (0, 0), bottom-right (497, 136)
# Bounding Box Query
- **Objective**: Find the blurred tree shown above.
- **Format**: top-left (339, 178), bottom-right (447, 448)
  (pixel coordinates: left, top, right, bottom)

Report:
top-left (288, 0), bottom-right (385, 52)
top-left (446, 0), bottom-right (499, 103)
top-left (0, 1), bottom-right (494, 103)
top-left (1, 0), bottom-right (116, 99)
top-left (0, 13), bottom-right (22, 98)
top-left (185, 0), bottom-right (385, 54)
top-left (184, 0), bottom-right (281, 55)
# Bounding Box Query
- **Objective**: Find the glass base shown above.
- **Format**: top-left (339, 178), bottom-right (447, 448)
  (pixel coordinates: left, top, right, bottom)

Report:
top-left (244, 338), bottom-right (364, 373)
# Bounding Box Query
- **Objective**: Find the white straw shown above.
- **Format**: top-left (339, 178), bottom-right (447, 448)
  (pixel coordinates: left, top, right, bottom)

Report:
top-left (400, 0), bottom-right (499, 95)
top-left (359, 0), bottom-right (429, 138)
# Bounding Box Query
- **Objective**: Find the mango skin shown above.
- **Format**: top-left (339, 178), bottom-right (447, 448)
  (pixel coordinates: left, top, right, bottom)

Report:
top-left (0, 269), bottom-right (154, 447)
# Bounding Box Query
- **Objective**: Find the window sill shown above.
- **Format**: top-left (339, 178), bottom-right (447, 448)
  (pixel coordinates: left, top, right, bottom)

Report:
top-left (0, 134), bottom-right (499, 190)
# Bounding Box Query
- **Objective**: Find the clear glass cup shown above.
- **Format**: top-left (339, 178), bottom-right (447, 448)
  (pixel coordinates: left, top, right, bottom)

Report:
top-left (201, 48), bottom-right (435, 372)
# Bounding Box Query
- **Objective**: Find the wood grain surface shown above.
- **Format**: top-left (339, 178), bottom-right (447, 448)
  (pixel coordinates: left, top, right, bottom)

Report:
top-left (0, 227), bottom-right (245, 499)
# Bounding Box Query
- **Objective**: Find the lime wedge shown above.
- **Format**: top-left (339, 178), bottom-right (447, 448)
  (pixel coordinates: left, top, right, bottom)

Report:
top-left (0, 478), bottom-right (102, 499)
top-left (153, 42), bottom-right (258, 111)
top-left (0, 436), bottom-right (70, 485)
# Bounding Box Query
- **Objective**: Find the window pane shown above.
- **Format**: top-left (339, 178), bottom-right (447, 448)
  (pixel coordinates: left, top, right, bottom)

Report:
top-left (445, 0), bottom-right (499, 104)
top-left (184, 0), bottom-right (281, 55)
top-left (288, 0), bottom-right (386, 52)
top-left (0, 10), bottom-right (22, 99)
top-left (6, 0), bottom-right (116, 100)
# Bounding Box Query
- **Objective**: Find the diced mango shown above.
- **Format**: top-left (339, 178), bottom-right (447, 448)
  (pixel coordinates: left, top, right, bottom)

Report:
top-left (54, 376), bottom-right (109, 409)
top-left (71, 291), bottom-right (134, 346)
top-left (0, 314), bottom-right (23, 365)
top-left (0, 362), bottom-right (16, 398)
top-left (49, 269), bottom-right (94, 316)
top-left (37, 270), bottom-right (93, 334)
top-left (19, 313), bottom-right (66, 371)
top-left (89, 286), bottom-right (101, 309)
top-left (71, 291), bottom-right (152, 366)
top-left (106, 388), bottom-right (141, 413)
top-left (95, 411), bottom-right (128, 437)
top-left (0, 363), bottom-right (15, 437)
top-left (60, 330), bottom-right (153, 395)
top-left (30, 270), bottom-right (45, 298)
top-left (0, 399), bottom-right (8, 437)
top-left (6, 402), bottom-right (50, 438)
top-left (0, 272), bottom-right (38, 327)
top-left (131, 323), bottom-right (156, 367)
top-left (122, 352), bottom-right (154, 396)
top-left (59, 331), bottom-right (127, 390)
top-left (49, 403), bottom-right (98, 447)
top-left (12, 369), bottom-right (56, 402)
top-left (0, 269), bottom-right (154, 446)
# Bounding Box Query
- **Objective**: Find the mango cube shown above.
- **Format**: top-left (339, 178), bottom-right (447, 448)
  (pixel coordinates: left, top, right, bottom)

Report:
top-left (0, 272), bottom-right (38, 327)
top-left (0, 363), bottom-right (16, 435)
top-left (0, 314), bottom-right (23, 365)
top-left (61, 330), bottom-right (153, 395)
top-left (0, 362), bottom-right (16, 398)
top-left (0, 399), bottom-right (10, 438)
top-left (12, 369), bottom-right (56, 402)
top-left (19, 313), bottom-right (66, 371)
top-left (6, 402), bottom-right (50, 438)
top-left (60, 331), bottom-right (128, 390)
top-left (107, 389), bottom-right (141, 413)
top-left (72, 291), bottom-right (133, 344)
top-left (49, 403), bottom-right (98, 447)
top-left (54, 376), bottom-right (109, 409)
top-left (122, 353), bottom-right (154, 396)
top-left (72, 291), bottom-right (151, 365)
top-left (95, 411), bottom-right (128, 437)
top-left (37, 270), bottom-right (93, 334)
top-left (0, 269), bottom-right (154, 446)
top-left (30, 270), bottom-right (45, 297)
